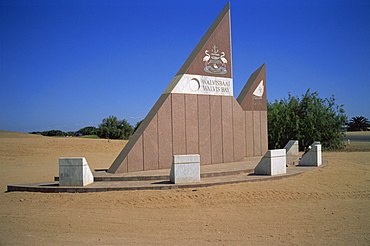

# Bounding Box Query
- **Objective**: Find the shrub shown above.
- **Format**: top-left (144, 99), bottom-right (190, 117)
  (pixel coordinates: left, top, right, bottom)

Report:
top-left (268, 89), bottom-right (346, 150)
top-left (96, 116), bottom-right (133, 140)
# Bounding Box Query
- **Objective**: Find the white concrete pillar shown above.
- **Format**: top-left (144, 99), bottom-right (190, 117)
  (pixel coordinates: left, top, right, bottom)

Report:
top-left (59, 157), bottom-right (94, 186)
top-left (284, 140), bottom-right (299, 155)
top-left (170, 154), bottom-right (200, 184)
top-left (254, 149), bottom-right (286, 175)
top-left (299, 144), bottom-right (322, 166)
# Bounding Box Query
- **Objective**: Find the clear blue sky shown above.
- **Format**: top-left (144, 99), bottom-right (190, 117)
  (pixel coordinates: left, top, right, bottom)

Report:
top-left (1, 0), bottom-right (369, 133)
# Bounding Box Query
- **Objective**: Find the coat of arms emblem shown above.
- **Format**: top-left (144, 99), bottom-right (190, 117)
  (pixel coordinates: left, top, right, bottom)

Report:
top-left (203, 45), bottom-right (227, 74)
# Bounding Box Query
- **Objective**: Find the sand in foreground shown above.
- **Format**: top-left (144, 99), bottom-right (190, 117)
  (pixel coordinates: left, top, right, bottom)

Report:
top-left (0, 131), bottom-right (369, 245)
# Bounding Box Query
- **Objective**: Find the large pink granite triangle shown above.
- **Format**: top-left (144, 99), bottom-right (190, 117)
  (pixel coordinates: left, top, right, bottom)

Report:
top-left (108, 3), bottom-right (268, 174)
top-left (176, 2), bottom-right (232, 78)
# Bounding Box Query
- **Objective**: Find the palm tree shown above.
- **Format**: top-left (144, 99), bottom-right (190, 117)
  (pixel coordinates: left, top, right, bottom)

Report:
top-left (348, 116), bottom-right (370, 131)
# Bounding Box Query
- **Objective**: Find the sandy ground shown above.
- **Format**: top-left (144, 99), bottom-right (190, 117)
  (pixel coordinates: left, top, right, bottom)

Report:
top-left (0, 131), bottom-right (369, 245)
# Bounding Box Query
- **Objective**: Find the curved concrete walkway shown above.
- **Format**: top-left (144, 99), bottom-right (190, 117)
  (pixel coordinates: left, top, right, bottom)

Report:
top-left (7, 155), bottom-right (327, 193)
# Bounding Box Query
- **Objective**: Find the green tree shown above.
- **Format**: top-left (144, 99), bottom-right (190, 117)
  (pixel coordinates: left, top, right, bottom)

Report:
top-left (120, 119), bottom-right (134, 139)
top-left (30, 130), bottom-right (67, 136)
top-left (77, 126), bottom-right (97, 135)
top-left (96, 116), bottom-right (134, 140)
top-left (66, 131), bottom-right (76, 137)
top-left (42, 130), bottom-right (66, 137)
top-left (347, 116), bottom-right (370, 131)
top-left (29, 131), bottom-right (42, 135)
top-left (268, 89), bottom-right (346, 150)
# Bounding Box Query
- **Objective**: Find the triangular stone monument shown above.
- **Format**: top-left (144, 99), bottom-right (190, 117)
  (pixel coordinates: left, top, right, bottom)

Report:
top-left (108, 3), bottom-right (268, 173)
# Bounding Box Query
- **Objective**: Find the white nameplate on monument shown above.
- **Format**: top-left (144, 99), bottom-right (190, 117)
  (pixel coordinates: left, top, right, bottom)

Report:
top-left (164, 74), bottom-right (233, 96)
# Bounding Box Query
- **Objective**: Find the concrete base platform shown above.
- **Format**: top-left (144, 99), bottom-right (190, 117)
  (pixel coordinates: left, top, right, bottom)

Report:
top-left (7, 155), bottom-right (327, 193)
